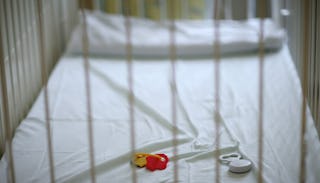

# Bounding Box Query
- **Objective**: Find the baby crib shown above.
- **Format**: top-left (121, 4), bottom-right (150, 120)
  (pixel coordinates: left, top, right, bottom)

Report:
top-left (0, 0), bottom-right (320, 183)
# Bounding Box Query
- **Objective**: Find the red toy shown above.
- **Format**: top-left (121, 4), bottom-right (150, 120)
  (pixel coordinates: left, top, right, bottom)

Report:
top-left (146, 154), bottom-right (169, 171)
top-left (132, 153), bottom-right (169, 171)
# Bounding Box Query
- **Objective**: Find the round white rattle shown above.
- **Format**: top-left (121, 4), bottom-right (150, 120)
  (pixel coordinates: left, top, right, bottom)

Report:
top-left (219, 152), bottom-right (252, 173)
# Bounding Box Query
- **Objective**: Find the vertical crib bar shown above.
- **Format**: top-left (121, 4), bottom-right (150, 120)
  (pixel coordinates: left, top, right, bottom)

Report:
top-left (3, 0), bottom-right (19, 136)
top-left (26, 0), bottom-right (39, 99)
top-left (257, 0), bottom-right (266, 183)
top-left (9, 0), bottom-right (23, 123)
top-left (311, 0), bottom-right (319, 135)
top-left (213, 0), bottom-right (221, 182)
top-left (80, 1), bottom-right (96, 182)
top-left (36, 0), bottom-right (56, 182)
top-left (311, 32), bottom-right (317, 130)
top-left (0, 10), bottom-right (16, 183)
top-left (22, 0), bottom-right (33, 103)
top-left (309, 13), bottom-right (315, 126)
top-left (123, 0), bottom-right (137, 182)
top-left (315, 1), bottom-right (320, 133)
top-left (299, 0), bottom-right (310, 182)
top-left (169, 1), bottom-right (178, 183)
top-left (123, 0), bottom-right (138, 183)
top-left (307, 0), bottom-right (313, 114)
top-left (16, 0), bottom-right (30, 114)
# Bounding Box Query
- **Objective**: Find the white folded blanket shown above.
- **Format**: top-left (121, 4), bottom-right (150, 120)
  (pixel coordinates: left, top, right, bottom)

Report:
top-left (66, 11), bottom-right (285, 57)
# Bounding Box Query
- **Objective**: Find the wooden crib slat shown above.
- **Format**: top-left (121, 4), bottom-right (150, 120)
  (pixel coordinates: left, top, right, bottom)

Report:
top-left (123, 0), bottom-right (138, 182)
top-left (25, 0), bottom-right (38, 100)
top-left (36, 0), bottom-right (56, 182)
top-left (15, 0), bottom-right (30, 115)
top-left (9, 0), bottom-right (24, 124)
top-left (213, 0), bottom-right (221, 183)
top-left (168, 1), bottom-right (179, 183)
top-left (80, 1), bottom-right (96, 182)
top-left (316, 1), bottom-right (320, 135)
top-left (257, 0), bottom-right (267, 182)
top-left (300, 0), bottom-right (310, 182)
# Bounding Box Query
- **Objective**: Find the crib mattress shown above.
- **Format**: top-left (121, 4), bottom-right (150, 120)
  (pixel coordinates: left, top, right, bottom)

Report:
top-left (0, 46), bottom-right (320, 183)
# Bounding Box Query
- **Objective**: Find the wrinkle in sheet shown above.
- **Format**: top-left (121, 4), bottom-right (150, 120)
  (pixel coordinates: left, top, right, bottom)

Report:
top-left (89, 64), bottom-right (186, 136)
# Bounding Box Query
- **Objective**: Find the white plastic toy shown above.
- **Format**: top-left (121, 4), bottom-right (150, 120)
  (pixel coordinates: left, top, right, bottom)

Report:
top-left (219, 152), bottom-right (252, 174)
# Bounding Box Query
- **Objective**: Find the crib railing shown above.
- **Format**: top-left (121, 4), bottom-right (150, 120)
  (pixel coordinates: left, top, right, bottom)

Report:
top-left (305, 0), bottom-right (320, 136)
top-left (0, 0), bottom-right (319, 182)
top-left (284, 0), bottom-right (320, 136)
top-left (0, 0), bottom-right (79, 155)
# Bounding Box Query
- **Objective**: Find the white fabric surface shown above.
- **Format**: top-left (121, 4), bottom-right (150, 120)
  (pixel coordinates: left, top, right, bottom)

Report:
top-left (66, 11), bottom-right (285, 57)
top-left (0, 46), bottom-right (319, 183)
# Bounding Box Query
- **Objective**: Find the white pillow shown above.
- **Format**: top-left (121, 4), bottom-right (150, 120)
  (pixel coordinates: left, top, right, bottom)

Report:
top-left (66, 11), bottom-right (285, 57)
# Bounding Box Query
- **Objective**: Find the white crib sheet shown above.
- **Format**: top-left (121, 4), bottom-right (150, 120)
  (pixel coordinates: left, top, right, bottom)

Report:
top-left (0, 46), bottom-right (320, 183)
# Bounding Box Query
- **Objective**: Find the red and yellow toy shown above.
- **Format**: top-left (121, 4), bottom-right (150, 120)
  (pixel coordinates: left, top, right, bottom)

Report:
top-left (132, 153), bottom-right (169, 171)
